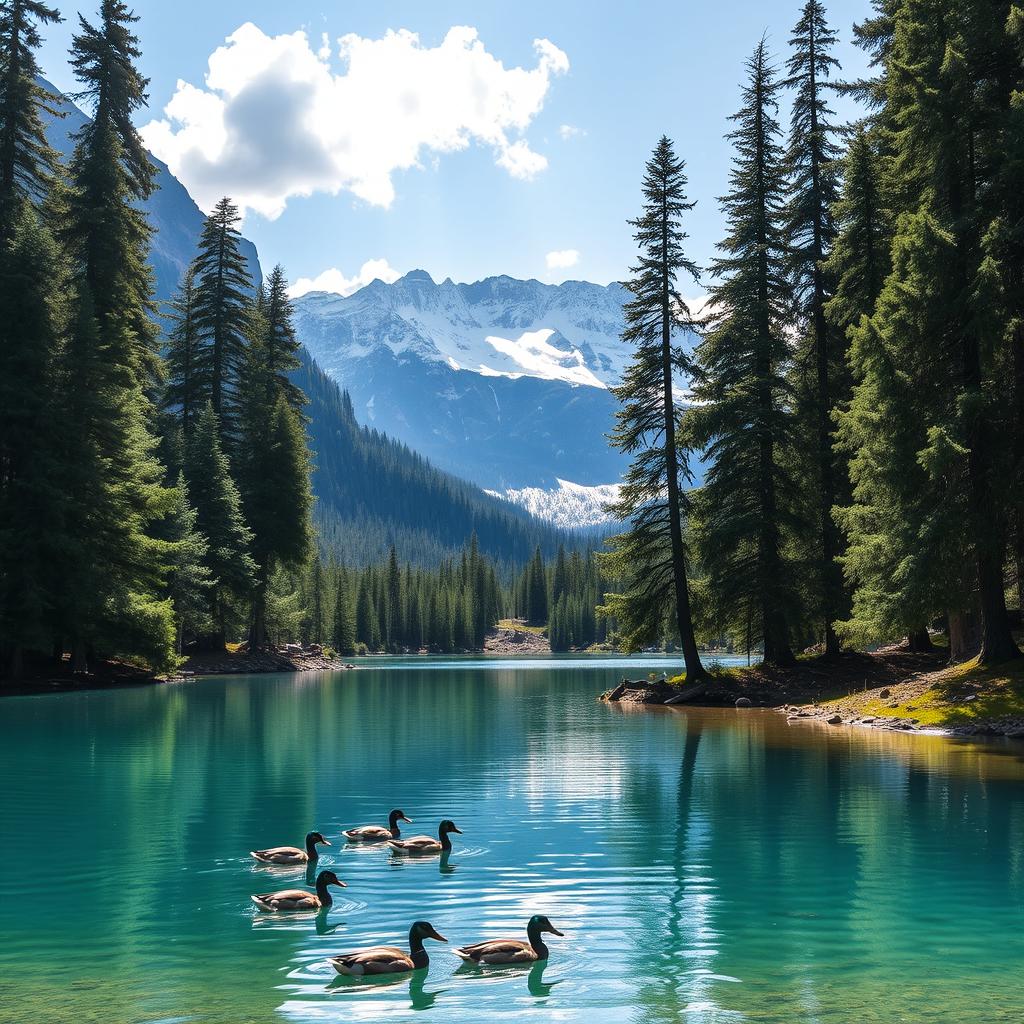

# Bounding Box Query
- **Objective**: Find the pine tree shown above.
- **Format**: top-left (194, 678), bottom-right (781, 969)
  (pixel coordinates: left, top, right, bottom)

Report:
top-left (162, 265), bottom-right (203, 437)
top-left (185, 402), bottom-right (255, 648)
top-left (605, 137), bottom-right (707, 679)
top-left (0, 204), bottom-right (65, 675)
top-left (58, 0), bottom-right (175, 671)
top-left (687, 41), bottom-right (799, 667)
top-left (161, 472), bottom-right (213, 654)
top-left (784, 0), bottom-right (844, 652)
top-left (331, 567), bottom-right (356, 655)
top-left (262, 264), bottom-right (305, 415)
top-left (0, 0), bottom-right (61, 239)
top-left (839, 1), bottom-right (1020, 663)
top-left (192, 196), bottom-right (251, 448)
top-left (525, 546), bottom-right (548, 626)
top-left (355, 574), bottom-right (379, 651)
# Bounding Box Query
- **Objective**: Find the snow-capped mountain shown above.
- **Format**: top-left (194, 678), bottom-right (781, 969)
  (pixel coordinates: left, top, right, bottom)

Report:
top-left (293, 270), bottom-right (632, 489)
top-left (487, 478), bottom-right (622, 528)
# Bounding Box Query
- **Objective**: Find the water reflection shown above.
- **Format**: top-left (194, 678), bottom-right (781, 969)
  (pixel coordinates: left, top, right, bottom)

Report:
top-left (1, 660), bottom-right (1022, 1024)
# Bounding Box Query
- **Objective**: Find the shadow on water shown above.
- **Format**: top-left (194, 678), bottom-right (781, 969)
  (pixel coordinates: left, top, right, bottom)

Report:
top-left (326, 966), bottom-right (446, 1010)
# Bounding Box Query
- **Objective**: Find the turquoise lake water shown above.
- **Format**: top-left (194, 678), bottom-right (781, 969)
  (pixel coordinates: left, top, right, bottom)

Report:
top-left (1, 655), bottom-right (1023, 1023)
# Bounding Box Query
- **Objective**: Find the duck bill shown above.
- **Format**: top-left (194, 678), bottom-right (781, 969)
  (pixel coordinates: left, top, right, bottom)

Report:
top-left (450, 827), bottom-right (463, 834)
top-left (547, 926), bottom-right (564, 937)
top-left (401, 815), bottom-right (413, 824)
top-left (428, 928), bottom-right (448, 942)
top-left (322, 839), bottom-right (332, 846)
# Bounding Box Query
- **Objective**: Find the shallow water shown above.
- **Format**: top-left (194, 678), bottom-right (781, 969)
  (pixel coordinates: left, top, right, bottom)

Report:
top-left (1, 655), bottom-right (1023, 1024)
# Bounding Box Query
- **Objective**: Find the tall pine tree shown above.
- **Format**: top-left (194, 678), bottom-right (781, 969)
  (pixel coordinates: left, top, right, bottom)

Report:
top-left (688, 40), bottom-right (800, 667)
top-left (604, 137), bottom-right (707, 678)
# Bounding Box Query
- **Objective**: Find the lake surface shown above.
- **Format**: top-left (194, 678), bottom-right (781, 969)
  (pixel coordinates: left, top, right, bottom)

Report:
top-left (2, 655), bottom-right (1023, 1024)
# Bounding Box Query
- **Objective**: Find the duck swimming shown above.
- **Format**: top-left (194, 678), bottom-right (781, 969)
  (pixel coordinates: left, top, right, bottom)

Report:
top-left (453, 915), bottom-right (564, 965)
top-left (250, 830), bottom-right (331, 865)
top-left (329, 921), bottom-right (448, 976)
top-left (250, 869), bottom-right (346, 912)
top-left (343, 809), bottom-right (412, 843)
top-left (387, 819), bottom-right (462, 855)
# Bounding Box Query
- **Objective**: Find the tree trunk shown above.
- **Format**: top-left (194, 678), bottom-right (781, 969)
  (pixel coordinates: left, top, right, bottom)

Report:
top-left (948, 605), bottom-right (981, 664)
top-left (71, 637), bottom-right (88, 674)
top-left (906, 627), bottom-right (934, 653)
top-left (249, 578), bottom-right (268, 649)
top-left (660, 198), bottom-right (707, 682)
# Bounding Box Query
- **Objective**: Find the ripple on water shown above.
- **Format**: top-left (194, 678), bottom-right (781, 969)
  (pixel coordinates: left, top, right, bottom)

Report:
top-left (1, 661), bottom-right (1023, 1024)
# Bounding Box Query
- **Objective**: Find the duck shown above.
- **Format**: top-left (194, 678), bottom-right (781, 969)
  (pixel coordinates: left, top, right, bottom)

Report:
top-left (250, 869), bottom-right (346, 912)
top-left (387, 819), bottom-right (462, 855)
top-left (250, 830), bottom-right (331, 865)
top-left (342, 809), bottom-right (412, 843)
top-left (329, 921), bottom-right (448, 976)
top-left (453, 915), bottom-right (564, 965)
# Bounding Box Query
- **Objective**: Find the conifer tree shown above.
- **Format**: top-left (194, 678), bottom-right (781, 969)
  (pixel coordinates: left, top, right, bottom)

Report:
top-left (525, 546), bottom-right (548, 626)
top-left (262, 264), bottom-right (305, 415)
top-left (331, 567), bottom-right (356, 655)
top-left (784, 0), bottom-right (844, 652)
top-left (0, 205), bottom-right (65, 674)
top-left (163, 265), bottom-right (203, 437)
top-left (688, 41), bottom-right (799, 667)
top-left (58, 0), bottom-right (175, 671)
top-left (185, 402), bottom-right (255, 648)
top-left (162, 472), bottom-right (213, 653)
top-left (192, 196), bottom-right (251, 448)
top-left (605, 137), bottom-right (707, 680)
top-left (0, 0), bottom-right (61, 239)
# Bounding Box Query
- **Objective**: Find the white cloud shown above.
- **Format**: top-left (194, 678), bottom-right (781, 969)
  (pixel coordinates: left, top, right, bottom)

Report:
top-left (545, 248), bottom-right (580, 270)
top-left (288, 258), bottom-right (401, 297)
top-left (142, 23), bottom-right (569, 219)
top-left (558, 123), bottom-right (582, 140)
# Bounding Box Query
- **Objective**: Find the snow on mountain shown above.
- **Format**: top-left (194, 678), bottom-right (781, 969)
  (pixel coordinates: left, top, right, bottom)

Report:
top-left (292, 270), bottom-right (633, 490)
top-left (294, 269), bottom-right (629, 389)
top-left (487, 479), bottom-right (622, 528)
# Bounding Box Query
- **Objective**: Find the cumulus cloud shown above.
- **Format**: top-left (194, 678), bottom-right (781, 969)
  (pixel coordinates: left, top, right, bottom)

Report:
top-left (558, 123), bottom-right (583, 140)
top-left (545, 248), bottom-right (580, 270)
top-left (288, 258), bottom-right (401, 297)
top-left (141, 23), bottom-right (569, 218)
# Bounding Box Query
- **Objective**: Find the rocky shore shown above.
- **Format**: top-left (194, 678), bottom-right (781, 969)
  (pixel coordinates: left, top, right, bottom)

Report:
top-left (483, 624), bottom-right (551, 655)
top-left (176, 643), bottom-right (353, 677)
top-left (600, 645), bottom-right (1024, 741)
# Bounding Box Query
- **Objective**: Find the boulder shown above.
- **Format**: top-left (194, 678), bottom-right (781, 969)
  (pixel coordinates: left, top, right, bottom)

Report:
top-left (826, 715), bottom-right (843, 725)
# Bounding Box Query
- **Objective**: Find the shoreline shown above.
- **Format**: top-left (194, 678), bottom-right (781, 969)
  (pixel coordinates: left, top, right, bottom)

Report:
top-left (600, 646), bottom-right (1024, 742)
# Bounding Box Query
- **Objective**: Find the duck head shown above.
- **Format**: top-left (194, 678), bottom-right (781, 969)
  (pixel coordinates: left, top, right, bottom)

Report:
top-left (528, 915), bottom-right (564, 938)
top-left (305, 830), bottom-right (331, 851)
top-left (315, 869), bottom-right (347, 890)
top-left (438, 820), bottom-right (462, 837)
top-left (389, 809), bottom-right (413, 827)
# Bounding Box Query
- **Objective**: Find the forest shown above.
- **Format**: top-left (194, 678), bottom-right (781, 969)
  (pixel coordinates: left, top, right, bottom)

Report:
top-left (4, 0), bottom-right (1024, 678)
top-left (604, 0), bottom-right (1024, 680)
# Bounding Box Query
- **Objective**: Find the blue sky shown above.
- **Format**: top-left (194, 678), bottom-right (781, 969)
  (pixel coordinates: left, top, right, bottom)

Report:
top-left (38, 1), bottom-right (872, 295)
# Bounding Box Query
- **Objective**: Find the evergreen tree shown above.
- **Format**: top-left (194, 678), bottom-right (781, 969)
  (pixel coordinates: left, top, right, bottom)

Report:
top-left (192, 196), bottom-right (251, 448)
top-left (838, 1), bottom-right (1020, 663)
top-left (161, 472), bottom-right (213, 653)
top-left (185, 402), bottom-right (255, 647)
top-left (605, 137), bottom-right (707, 679)
top-left (331, 567), bottom-right (356, 655)
top-left (162, 265), bottom-right (203, 437)
top-left (0, 0), bottom-right (61, 239)
top-left (688, 41), bottom-right (799, 667)
top-left (784, 0), bottom-right (844, 652)
top-left (58, 0), bottom-right (175, 671)
top-left (525, 546), bottom-right (548, 626)
top-left (262, 264), bottom-right (305, 415)
top-left (0, 205), bottom-right (65, 674)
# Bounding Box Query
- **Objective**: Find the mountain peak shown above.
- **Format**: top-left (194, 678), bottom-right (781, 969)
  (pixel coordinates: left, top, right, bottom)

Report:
top-left (401, 269), bottom-right (436, 285)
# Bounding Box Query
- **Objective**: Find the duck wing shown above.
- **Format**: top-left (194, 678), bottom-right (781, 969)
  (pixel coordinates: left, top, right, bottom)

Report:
top-left (343, 825), bottom-right (390, 841)
top-left (387, 835), bottom-right (440, 853)
top-left (251, 846), bottom-right (305, 863)
top-left (329, 945), bottom-right (414, 975)
top-left (251, 888), bottom-right (319, 911)
top-left (453, 939), bottom-right (535, 964)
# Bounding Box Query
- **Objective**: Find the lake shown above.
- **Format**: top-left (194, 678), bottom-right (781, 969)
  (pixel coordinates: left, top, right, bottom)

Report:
top-left (1, 656), bottom-right (1023, 1023)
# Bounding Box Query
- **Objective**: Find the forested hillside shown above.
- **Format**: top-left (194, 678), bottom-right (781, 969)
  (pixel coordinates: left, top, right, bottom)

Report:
top-left (296, 347), bottom-right (590, 568)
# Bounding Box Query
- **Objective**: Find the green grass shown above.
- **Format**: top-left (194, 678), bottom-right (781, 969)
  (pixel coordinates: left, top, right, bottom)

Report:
top-left (496, 618), bottom-right (547, 635)
top-left (852, 657), bottom-right (1024, 726)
